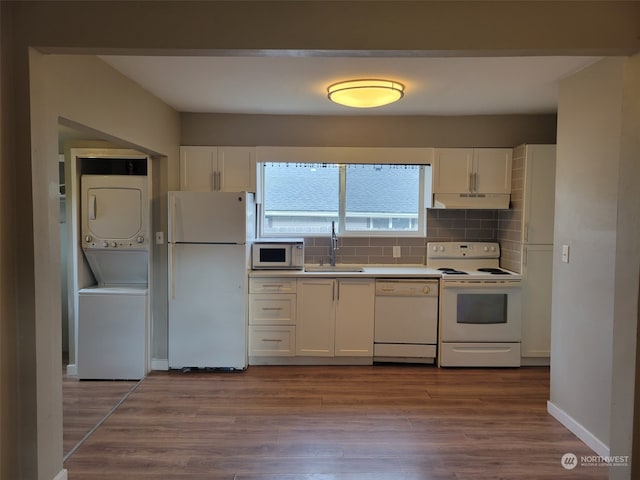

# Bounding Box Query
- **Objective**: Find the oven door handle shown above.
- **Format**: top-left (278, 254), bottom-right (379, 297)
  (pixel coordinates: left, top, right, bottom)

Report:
top-left (443, 280), bottom-right (521, 288)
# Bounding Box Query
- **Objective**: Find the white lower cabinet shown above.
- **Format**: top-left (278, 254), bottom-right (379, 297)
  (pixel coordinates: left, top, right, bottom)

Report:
top-left (249, 326), bottom-right (296, 356)
top-left (296, 278), bottom-right (374, 357)
top-left (521, 245), bottom-right (553, 358)
top-left (296, 279), bottom-right (335, 356)
top-left (249, 278), bottom-right (297, 357)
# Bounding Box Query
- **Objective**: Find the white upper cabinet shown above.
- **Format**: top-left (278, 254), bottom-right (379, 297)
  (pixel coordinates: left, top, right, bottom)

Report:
top-left (473, 149), bottom-right (512, 194)
top-left (433, 148), bottom-right (512, 194)
top-left (218, 147), bottom-right (257, 192)
top-left (432, 148), bottom-right (474, 193)
top-left (522, 145), bottom-right (556, 245)
top-left (180, 146), bottom-right (256, 192)
top-left (180, 146), bottom-right (215, 192)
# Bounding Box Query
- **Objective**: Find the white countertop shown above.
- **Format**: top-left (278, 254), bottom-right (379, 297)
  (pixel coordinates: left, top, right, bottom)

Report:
top-left (249, 265), bottom-right (443, 278)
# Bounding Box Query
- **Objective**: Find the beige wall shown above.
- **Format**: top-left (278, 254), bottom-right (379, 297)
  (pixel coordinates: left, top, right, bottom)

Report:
top-left (550, 55), bottom-right (640, 479)
top-left (2, 2), bottom-right (640, 480)
top-left (181, 113), bottom-right (557, 147)
top-left (610, 53), bottom-right (640, 480)
top-left (27, 52), bottom-right (180, 480)
top-left (0, 5), bottom-right (18, 480)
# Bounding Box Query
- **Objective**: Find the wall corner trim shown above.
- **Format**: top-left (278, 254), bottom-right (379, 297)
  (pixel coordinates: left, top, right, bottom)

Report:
top-left (151, 358), bottom-right (169, 371)
top-left (547, 400), bottom-right (610, 457)
top-left (52, 469), bottom-right (68, 480)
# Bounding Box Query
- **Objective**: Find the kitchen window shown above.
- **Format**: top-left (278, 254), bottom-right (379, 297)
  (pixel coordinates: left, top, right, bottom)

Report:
top-left (259, 162), bottom-right (431, 237)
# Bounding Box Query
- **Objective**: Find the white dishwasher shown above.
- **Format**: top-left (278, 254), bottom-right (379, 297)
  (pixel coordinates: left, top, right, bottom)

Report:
top-left (374, 279), bottom-right (439, 363)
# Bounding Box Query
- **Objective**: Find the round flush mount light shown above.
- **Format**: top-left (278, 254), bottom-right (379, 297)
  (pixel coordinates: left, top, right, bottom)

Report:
top-left (327, 79), bottom-right (405, 108)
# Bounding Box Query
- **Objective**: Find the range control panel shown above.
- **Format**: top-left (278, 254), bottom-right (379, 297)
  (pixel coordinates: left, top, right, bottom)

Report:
top-left (427, 242), bottom-right (500, 259)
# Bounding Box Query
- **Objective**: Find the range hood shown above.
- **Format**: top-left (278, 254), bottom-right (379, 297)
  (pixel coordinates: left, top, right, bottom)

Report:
top-left (432, 193), bottom-right (511, 209)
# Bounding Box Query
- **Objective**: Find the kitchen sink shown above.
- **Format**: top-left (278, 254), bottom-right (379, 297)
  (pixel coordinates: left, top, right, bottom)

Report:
top-left (305, 265), bottom-right (365, 273)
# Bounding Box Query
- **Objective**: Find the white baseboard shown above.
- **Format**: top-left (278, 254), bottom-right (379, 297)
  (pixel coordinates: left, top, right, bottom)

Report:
top-left (151, 358), bottom-right (169, 370)
top-left (66, 364), bottom-right (77, 376)
top-left (547, 400), bottom-right (609, 457)
top-left (52, 468), bottom-right (68, 480)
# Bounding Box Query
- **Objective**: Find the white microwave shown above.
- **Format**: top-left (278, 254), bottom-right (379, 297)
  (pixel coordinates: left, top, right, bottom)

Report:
top-left (252, 239), bottom-right (304, 270)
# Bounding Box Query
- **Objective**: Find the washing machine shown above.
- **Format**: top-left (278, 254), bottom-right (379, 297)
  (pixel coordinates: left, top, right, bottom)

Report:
top-left (77, 286), bottom-right (148, 380)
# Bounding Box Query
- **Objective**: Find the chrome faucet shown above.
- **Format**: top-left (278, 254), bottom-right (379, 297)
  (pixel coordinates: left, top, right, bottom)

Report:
top-left (329, 221), bottom-right (338, 266)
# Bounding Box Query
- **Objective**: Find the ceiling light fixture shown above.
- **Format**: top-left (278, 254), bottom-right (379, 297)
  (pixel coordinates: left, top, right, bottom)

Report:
top-left (327, 79), bottom-right (405, 108)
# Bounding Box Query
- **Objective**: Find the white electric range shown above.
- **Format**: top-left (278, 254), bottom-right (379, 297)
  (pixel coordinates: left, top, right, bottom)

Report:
top-left (427, 242), bottom-right (522, 367)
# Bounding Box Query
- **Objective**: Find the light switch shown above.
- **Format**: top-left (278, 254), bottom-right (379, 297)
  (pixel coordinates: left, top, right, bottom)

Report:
top-left (155, 231), bottom-right (164, 245)
top-left (561, 244), bottom-right (570, 263)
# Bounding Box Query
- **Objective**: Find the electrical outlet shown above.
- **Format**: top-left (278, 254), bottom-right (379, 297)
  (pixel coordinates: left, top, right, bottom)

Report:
top-left (155, 231), bottom-right (164, 245)
top-left (393, 246), bottom-right (401, 258)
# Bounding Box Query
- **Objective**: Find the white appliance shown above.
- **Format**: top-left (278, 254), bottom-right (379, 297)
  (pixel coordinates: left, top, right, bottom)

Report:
top-left (81, 174), bottom-right (149, 266)
top-left (78, 174), bottom-right (149, 380)
top-left (374, 279), bottom-right (439, 363)
top-left (77, 286), bottom-right (148, 379)
top-left (252, 239), bottom-right (304, 270)
top-left (168, 191), bottom-right (255, 370)
top-left (432, 193), bottom-right (510, 210)
top-left (427, 242), bottom-right (522, 367)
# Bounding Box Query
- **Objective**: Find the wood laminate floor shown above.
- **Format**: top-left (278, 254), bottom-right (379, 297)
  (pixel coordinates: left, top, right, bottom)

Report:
top-left (63, 360), bottom-right (139, 456)
top-left (63, 365), bottom-right (607, 480)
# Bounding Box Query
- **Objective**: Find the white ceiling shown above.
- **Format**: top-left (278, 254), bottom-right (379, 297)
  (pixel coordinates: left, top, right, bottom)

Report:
top-left (99, 55), bottom-right (601, 116)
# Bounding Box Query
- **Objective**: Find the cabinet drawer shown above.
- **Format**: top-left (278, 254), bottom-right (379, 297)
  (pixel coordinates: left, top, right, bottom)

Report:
top-left (249, 294), bottom-right (297, 325)
top-left (249, 278), bottom-right (297, 294)
top-left (249, 326), bottom-right (296, 356)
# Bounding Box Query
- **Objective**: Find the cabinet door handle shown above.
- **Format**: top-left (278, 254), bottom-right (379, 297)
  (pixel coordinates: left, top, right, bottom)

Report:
top-left (261, 338), bottom-right (282, 343)
top-left (468, 173), bottom-right (473, 193)
top-left (474, 172), bottom-right (478, 192)
top-left (524, 223), bottom-right (529, 243)
top-left (261, 284), bottom-right (285, 289)
top-left (262, 307), bottom-right (283, 311)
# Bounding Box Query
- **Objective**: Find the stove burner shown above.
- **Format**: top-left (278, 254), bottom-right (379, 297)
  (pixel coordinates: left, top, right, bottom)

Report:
top-left (438, 268), bottom-right (468, 275)
top-left (477, 268), bottom-right (511, 275)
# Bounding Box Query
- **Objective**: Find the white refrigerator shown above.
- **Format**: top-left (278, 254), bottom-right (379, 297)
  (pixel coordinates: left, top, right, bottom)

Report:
top-left (168, 191), bottom-right (255, 370)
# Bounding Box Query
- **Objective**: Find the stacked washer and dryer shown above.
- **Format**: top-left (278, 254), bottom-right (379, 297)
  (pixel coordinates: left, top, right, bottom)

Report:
top-left (77, 173), bottom-right (150, 380)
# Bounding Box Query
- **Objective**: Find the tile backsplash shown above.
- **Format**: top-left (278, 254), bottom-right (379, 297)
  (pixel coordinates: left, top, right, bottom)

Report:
top-left (425, 209), bottom-right (499, 243)
top-left (497, 144), bottom-right (525, 273)
top-left (303, 209), bottom-right (499, 266)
